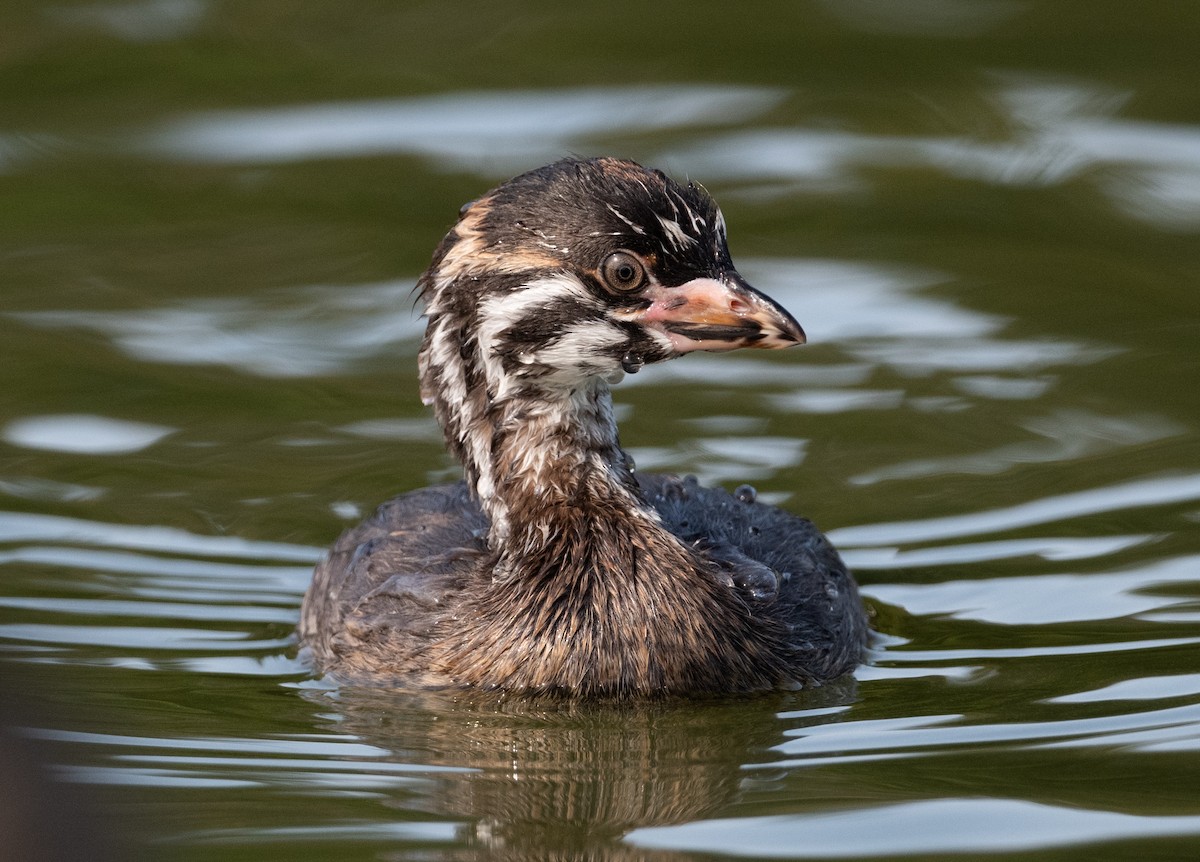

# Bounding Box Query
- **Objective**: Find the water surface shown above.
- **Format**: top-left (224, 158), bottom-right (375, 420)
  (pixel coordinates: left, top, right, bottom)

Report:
top-left (3, 2), bottom-right (1200, 860)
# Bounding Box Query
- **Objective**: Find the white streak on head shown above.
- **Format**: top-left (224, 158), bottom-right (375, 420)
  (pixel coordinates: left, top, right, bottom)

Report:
top-left (606, 203), bottom-right (646, 235)
top-left (657, 215), bottom-right (697, 251)
top-left (662, 188), bottom-right (679, 218)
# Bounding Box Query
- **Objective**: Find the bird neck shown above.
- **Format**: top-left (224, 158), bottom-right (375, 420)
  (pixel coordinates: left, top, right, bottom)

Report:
top-left (471, 379), bottom-right (640, 550)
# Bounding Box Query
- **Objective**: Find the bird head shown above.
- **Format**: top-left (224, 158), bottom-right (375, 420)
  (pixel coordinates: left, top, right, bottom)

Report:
top-left (416, 159), bottom-right (806, 517)
top-left (418, 157), bottom-right (804, 404)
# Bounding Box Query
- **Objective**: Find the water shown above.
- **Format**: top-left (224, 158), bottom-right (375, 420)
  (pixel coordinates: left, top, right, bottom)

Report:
top-left (3, 1), bottom-right (1200, 859)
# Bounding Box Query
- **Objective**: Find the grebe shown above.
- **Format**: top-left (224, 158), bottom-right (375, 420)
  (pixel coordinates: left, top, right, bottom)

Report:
top-left (299, 157), bottom-right (867, 697)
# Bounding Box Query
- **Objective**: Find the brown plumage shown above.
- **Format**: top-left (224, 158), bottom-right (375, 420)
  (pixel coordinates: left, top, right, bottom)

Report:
top-left (299, 157), bottom-right (868, 697)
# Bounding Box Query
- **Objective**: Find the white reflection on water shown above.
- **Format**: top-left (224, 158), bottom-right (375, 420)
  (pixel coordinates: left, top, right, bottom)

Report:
top-left (0, 134), bottom-right (26, 173)
top-left (671, 78), bottom-right (1200, 228)
top-left (0, 623), bottom-right (290, 650)
top-left (627, 797), bottom-right (1200, 858)
top-left (852, 409), bottom-right (1184, 484)
top-left (741, 258), bottom-right (1116, 378)
top-left (47, 0), bottom-right (205, 43)
top-left (32, 727), bottom-right (470, 793)
top-left (176, 822), bottom-right (459, 844)
top-left (0, 545), bottom-right (311, 595)
top-left (13, 279), bottom-right (423, 378)
top-left (3, 414), bottom-right (175, 454)
top-left (830, 472), bottom-right (1200, 546)
top-left (768, 388), bottom-right (906, 414)
top-left (0, 476), bottom-right (106, 503)
top-left (684, 436), bottom-right (808, 484)
top-left (0, 510), bottom-right (320, 562)
top-left (844, 534), bottom-right (1152, 569)
top-left (952, 374), bottom-right (1054, 400)
top-left (866, 554), bottom-right (1200, 625)
top-left (848, 336), bottom-right (1116, 375)
top-left (877, 636), bottom-right (1200, 663)
top-left (141, 85), bottom-right (785, 170)
top-left (744, 259), bottom-right (1001, 343)
top-left (94, 75), bottom-right (1200, 230)
top-left (0, 596), bottom-right (296, 624)
top-left (1052, 673), bottom-right (1200, 704)
top-left (771, 702), bottom-right (1200, 759)
top-left (47, 76), bottom-right (1200, 229)
top-left (1104, 165), bottom-right (1200, 230)
top-left (336, 417), bottom-right (441, 442)
top-left (35, 727), bottom-right (392, 757)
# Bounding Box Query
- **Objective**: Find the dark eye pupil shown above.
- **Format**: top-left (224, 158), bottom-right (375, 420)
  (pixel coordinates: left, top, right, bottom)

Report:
top-left (617, 264), bottom-right (635, 282)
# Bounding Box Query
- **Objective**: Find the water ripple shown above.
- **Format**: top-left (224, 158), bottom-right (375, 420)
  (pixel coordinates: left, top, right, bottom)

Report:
top-left (1051, 673), bottom-right (1200, 704)
top-left (139, 85), bottom-right (785, 170)
top-left (844, 534), bottom-right (1153, 569)
top-left (770, 702), bottom-right (1200, 760)
top-left (865, 555), bottom-right (1200, 624)
top-left (177, 822), bottom-right (459, 846)
top-left (852, 409), bottom-right (1184, 484)
top-left (0, 510), bottom-right (321, 562)
top-left (627, 797), bottom-right (1200, 858)
top-left (0, 623), bottom-right (290, 651)
top-left (830, 473), bottom-right (1200, 546)
top-left (11, 279), bottom-right (423, 378)
top-left (0, 544), bottom-right (311, 589)
top-left (668, 77), bottom-right (1200, 228)
top-left (0, 596), bottom-right (296, 624)
top-left (31, 727), bottom-right (474, 794)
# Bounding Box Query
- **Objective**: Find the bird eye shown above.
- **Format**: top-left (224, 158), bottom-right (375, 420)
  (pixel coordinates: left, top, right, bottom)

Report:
top-left (600, 251), bottom-right (647, 293)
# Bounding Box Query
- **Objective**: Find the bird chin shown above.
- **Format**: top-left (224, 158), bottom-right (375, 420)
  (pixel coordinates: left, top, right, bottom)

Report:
top-left (602, 368), bottom-right (626, 385)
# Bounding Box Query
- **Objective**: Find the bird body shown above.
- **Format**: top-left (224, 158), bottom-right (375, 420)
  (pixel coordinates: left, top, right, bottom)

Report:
top-left (299, 158), bottom-right (867, 698)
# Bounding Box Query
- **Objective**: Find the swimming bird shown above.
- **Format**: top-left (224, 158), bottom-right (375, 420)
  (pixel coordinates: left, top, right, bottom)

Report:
top-left (299, 157), bottom-right (867, 697)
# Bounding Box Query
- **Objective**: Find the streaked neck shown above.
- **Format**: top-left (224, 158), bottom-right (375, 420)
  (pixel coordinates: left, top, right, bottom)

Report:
top-left (479, 379), bottom-right (638, 548)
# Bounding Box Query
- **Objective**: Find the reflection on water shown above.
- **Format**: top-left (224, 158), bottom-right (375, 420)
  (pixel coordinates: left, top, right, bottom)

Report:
top-left (830, 473), bottom-right (1200, 546)
top-left (3, 413), bottom-right (175, 454)
top-left (629, 798), bottom-right (1200, 858)
top-left (851, 408), bottom-right (1183, 483)
top-left (47, 0), bottom-right (206, 43)
top-left (13, 279), bottom-right (424, 377)
top-left (866, 555), bottom-right (1200, 624)
top-left (140, 85), bottom-right (786, 171)
top-left (674, 76), bottom-right (1200, 227)
top-left (29, 64), bottom-right (1197, 231)
top-left (1051, 673), bottom-right (1200, 704)
top-left (0, 510), bottom-right (320, 561)
top-left (311, 689), bottom-right (855, 860)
